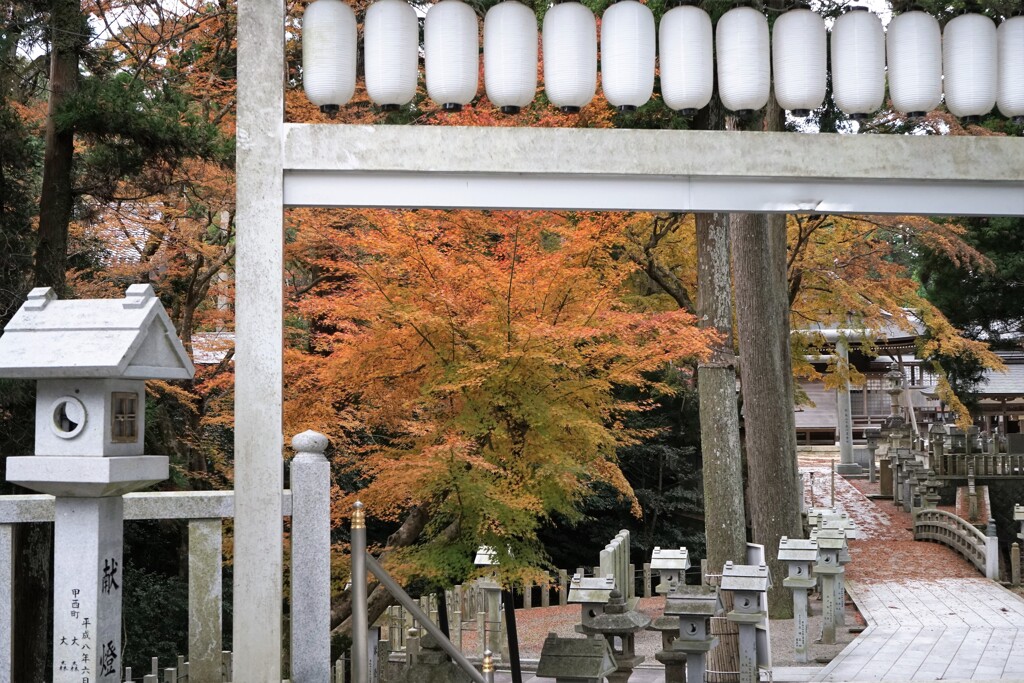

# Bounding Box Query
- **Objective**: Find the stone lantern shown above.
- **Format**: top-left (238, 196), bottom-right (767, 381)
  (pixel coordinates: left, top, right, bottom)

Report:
top-left (922, 469), bottom-right (941, 509)
top-left (929, 422), bottom-right (946, 469)
top-left (660, 586), bottom-right (718, 683)
top-left (651, 546), bottom-right (690, 595)
top-left (583, 589), bottom-right (651, 683)
top-left (946, 424), bottom-right (967, 454)
top-left (473, 545), bottom-right (503, 657)
top-left (885, 363), bottom-right (904, 420)
top-left (569, 574), bottom-right (616, 633)
top-left (906, 461), bottom-right (923, 512)
top-left (779, 537), bottom-right (818, 663)
top-left (865, 426), bottom-right (880, 483)
top-left (0, 285), bottom-right (195, 683)
top-left (812, 527), bottom-right (846, 644)
top-left (720, 561), bottom-right (770, 683)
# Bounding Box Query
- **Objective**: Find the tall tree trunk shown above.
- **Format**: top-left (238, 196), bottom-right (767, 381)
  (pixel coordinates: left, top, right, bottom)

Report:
top-left (15, 2), bottom-right (85, 678)
top-left (33, 0), bottom-right (81, 293)
top-left (731, 212), bottom-right (803, 618)
top-left (696, 211), bottom-right (747, 574)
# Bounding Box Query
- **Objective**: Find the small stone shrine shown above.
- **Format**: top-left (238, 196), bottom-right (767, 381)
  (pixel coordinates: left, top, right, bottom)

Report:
top-left (536, 633), bottom-right (617, 683)
top-left (0, 285), bottom-right (195, 683)
top-left (778, 537), bottom-right (818, 663)
top-left (569, 574), bottom-right (616, 633)
top-left (659, 586), bottom-right (718, 683)
top-left (720, 561), bottom-right (770, 683)
top-left (650, 546), bottom-right (690, 595)
top-left (390, 633), bottom-right (473, 683)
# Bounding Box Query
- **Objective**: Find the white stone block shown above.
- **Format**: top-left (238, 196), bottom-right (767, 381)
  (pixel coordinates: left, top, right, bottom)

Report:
top-left (6, 455), bottom-right (168, 497)
top-left (53, 497), bottom-right (124, 683)
top-left (35, 379), bottom-right (146, 457)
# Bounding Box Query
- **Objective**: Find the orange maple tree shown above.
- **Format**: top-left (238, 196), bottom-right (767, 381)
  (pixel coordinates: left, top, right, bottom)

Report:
top-left (284, 207), bottom-right (715, 595)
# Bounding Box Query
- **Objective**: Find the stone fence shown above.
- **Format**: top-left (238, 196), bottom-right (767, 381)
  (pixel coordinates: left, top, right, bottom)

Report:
top-left (913, 509), bottom-right (999, 580)
top-left (0, 489), bottom-right (292, 682)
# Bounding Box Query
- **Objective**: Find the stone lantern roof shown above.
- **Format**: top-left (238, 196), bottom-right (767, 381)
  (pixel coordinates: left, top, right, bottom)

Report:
top-left (0, 284), bottom-right (194, 380)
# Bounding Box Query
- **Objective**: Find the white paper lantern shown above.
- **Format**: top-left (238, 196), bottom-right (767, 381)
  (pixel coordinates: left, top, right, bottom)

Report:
top-left (943, 13), bottom-right (997, 120)
top-left (886, 10), bottom-right (942, 117)
top-left (543, 0), bottom-right (598, 112)
top-left (302, 0), bottom-right (357, 113)
top-left (659, 4), bottom-right (713, 114)
top-left (485, 0), bottom-right (538, 114)
top-left (772, 6), bottom-right (826, 115)
top-left (365, 0), bottom-right (419, 110)
top-left (997, 15), bottom-right (1024, 121)
top-left (601, 0), bottom-right (656, 111)
top-left (830, 7), bottom-right (885, 119)
top-left (716, 6), bottom-right (770, 114)
top-left (425, 0), bottom-right (480, 111)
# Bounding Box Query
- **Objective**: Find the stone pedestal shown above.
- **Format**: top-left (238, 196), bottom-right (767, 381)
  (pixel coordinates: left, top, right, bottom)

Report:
top-left (53, 497), bottom-right (125, 683)
top-left (815, 565), bottom-right (843, 645)
top-left (726, 611), bottom-right (763, 683)
top-left (653, 646), bottom-right (686, 683)
top-left (7, 454), bottom-right (168, 683)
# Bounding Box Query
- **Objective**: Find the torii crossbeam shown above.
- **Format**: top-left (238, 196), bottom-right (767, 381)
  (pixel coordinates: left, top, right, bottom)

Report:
top-left (234, 2), bottom-right (1024, 680)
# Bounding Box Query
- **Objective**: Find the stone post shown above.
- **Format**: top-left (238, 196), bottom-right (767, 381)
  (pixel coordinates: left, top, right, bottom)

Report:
top-left (558, 570), bottom-right (568, 606)
top-left (290, 430), bottom-right (331, 683)
top-left (189, 519), bottom-right (223, 683)
top-left (865, 428), bottom-right (880, 484)
top-left (986, 519), bottom-right (1000, 581)
top-left (1, 523), bottom-right (11, 681)
top-left (479, 579), bottom-right (503, 656)
top-left (968, 462), bottom-right (980, 523)
top-left (1012, 543), bottom-right (1021, 587)
top-left (643, 563), bottom-right (652, 598)
top-left (891, 450), bottom-right (903, 507)
top-left (599, 546), bottom-right (614, 583)
top-left (617, 530), bottom-right (631, 599)
top-left (836, 338), bottom-right (860, 474)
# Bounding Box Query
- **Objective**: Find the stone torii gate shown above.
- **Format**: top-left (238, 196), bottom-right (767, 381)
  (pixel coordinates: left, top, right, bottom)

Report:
top-left (233, 1), bottom-right (1024, 680)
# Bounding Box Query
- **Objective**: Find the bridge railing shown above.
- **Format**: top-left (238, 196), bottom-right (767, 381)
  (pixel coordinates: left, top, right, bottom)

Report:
top-left (913, 508), bottom-right (999, 579)
top-left (931, 453), bottom-right (1024, 477)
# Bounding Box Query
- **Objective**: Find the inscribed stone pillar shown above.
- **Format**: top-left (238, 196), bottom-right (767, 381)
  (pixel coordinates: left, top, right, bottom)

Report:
top-left (836, 339), bottom-right (860, 474)
top-left (53, 497), bottom-right (124, 683)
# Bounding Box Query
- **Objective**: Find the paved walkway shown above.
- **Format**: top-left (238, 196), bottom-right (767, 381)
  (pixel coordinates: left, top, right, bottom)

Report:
top-left (817, 579), bottom-right (1024, 681)
top-left (499, 455), bottom-right (1024, 682)
top-left (803, 455), bottom-right (1024, 682)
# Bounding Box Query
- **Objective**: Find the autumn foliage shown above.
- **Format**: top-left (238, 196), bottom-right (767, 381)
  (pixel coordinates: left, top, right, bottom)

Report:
top-left (284, 208), bottom-right (714, 581)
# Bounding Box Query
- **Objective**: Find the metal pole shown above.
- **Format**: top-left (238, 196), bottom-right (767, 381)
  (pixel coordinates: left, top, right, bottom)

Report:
top-left (365, 554), bottom-right (487, 683)
top-left (502, 588), bottom-right (522, 683)
top-left (483, 650), bottom-right (495, 683)
top-left (351, 502), bottom-right (368, 682)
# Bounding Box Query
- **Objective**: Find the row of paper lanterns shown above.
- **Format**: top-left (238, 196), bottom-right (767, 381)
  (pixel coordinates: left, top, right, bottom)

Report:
top-left (302, 0), bottom-right (1024, 121)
